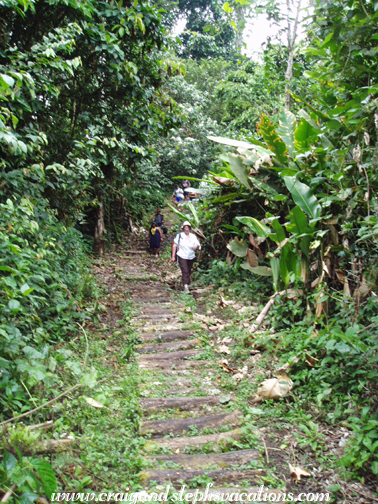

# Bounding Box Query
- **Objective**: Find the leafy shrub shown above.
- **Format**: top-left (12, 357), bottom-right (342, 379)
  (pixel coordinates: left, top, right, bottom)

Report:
top-left (0, 195), bottom-right (90, 417)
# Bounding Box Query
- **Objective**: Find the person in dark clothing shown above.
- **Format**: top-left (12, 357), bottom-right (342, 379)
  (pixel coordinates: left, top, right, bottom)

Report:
top-left (154, 208), bottom-right (164, 228)
top-left (149, 221), bottom-right (163, 258)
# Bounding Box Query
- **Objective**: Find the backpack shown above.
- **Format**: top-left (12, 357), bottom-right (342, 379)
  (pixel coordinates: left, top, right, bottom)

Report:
top-left (172, 233), bottom-right (182, 262)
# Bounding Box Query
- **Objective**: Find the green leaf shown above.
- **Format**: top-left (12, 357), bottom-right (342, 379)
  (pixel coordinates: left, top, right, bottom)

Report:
top-left (21, 283), bottom-right (34, 296)
top-left (277, 109), bottom-right (297, 158)
top-left (222, 2), bottom-right (233, 13)
top-left (31, 459), bottom-right (57, 499)
top-left (3, 451), bottom-right (17, 472)
top-left (227, 238), bottom-right (247, 257)
top-left (240, 264), bottom-right (272, 276)
top-left (222, 153), bottom-right (251, 189)
top-left (294, 118), bottom-right (320, 152)
top-left (284, 177), bottom-right (321, 219)
top-left (270, 257), bottom-right (281, 291)
top-left (257, 114), bottom-right (288, 165)
top-left (266, 214), bottom-right (286, 243)
top-left (0, 74), bottom-right (15, 88)
top-left (236, 216), bottom-right (271, 238)
top-left (286, 206), bottom-right (311, 235)
top-left (207, 136), bottom-right (257, 150)
top-left (8, 299), bottom-right (21, 311)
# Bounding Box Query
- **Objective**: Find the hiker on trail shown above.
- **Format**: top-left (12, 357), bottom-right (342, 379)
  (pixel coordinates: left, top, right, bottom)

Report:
top-left (182, 179), bottom-right (191, 199)
top-left (173, 186), bottom-right (184, 206)
top-left (171, 221), bottom-right (201, 293)
top-left (149, 221), bottom-right (163, 258)
top-left (154, 208), bottom-right (165, 229)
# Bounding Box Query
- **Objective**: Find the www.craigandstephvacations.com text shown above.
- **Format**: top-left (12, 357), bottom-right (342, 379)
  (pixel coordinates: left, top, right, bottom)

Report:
top-left (51, 484), bottom-right (331, 503)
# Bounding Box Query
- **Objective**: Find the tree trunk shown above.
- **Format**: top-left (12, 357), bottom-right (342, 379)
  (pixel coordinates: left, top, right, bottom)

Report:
top-left (284, 0), bottom-right (302, 109)
top-left (94, 186), bottom-right (105, 256)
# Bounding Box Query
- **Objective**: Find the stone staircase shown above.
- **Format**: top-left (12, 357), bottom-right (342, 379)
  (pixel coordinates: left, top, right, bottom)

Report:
top-left (120, 254), bottom-right (283, 503)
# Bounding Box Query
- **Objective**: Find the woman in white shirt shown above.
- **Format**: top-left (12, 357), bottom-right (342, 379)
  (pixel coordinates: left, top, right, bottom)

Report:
top-left (171, 221), bottom-right (201, 293)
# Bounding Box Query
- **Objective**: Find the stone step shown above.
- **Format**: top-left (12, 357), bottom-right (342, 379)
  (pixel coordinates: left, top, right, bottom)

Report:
top-left (141, 330), bottom-right (195, 343)
top-left (141, 388), bottom-right (222, 399)
top-left (132, 298), bottom-right (172, 304)
top-left (137, 306), bottom-right (177, 313)
top-left (140, 410), bottom-right (243, 437)
top-left (146, 448), bottom-right (260, 469)
top-left (140, 396), bottom-right (231, 414)
top-left (138, 359), bottom-right (208, 371)
top-left (137, 349), bottom-right (200, 361)
top-left (136, 338), bottom-right (200, 354)
top-left (139, 324), bottom-right (182, 334)
top-left (134, 318), bottom-right (180, 328)
top-left (139, 468), bottom-right (264, 486)
top-left (143, 427), bottom-right (242, 452)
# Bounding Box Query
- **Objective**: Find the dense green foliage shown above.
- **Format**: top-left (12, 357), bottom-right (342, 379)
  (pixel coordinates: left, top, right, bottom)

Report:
top-left (1, 0), bottom-right (378, 497)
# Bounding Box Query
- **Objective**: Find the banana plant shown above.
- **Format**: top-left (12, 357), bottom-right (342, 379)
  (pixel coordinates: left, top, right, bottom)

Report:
top-left (208, 108), bottom-right (325, 293)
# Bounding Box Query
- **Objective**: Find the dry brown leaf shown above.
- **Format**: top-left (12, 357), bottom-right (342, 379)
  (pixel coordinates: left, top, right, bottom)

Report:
top-left (248, 234), bottom-right (264, 258)
top-left (222, 336), bottom-right (233, 344)
top-left (84, 397), bottom-right (105, 408)
top-left (219, 296), bottom-right (233, 307)
top-left (256, 371), bottom-right (293, 400)
top-left (276, 362), bottom-right (291, 372)
top-left (288, 463), bottom-right (311, 483)
top-left (217, 344), bottom-right (231, 355)
top-left (232, 365), bottom-right (248, 382)
top-left (246, 248), bottom-right (259, 268)
top-left (218, 359), bottom-right (238, 373)
top-left (232, 372), bottom-right (245, 381)
top-left (305, 352), bottom-right (320, 367)
top-left (213, 176), bottom-right (234, 186)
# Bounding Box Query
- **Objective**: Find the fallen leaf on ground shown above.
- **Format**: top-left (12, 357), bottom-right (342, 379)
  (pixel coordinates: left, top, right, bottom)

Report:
top-left (219, 296), bottom-right (233, 307)
top-left (216, 344), bottom-right (231, 355)
top-left (289, 464), bottom-right (311, 483)
top-left (305, 353), bottom-right (320, 367)
top-left (222, 336), bottom-right (233, 344)
top-left (218, 359), bottom-right (238, 373)
top-left (84, 397), bottom-right (105, 408)
top-left (233, 366), bottom-right (248, 381)
top-left (256, 371), bottom-right (293, 400)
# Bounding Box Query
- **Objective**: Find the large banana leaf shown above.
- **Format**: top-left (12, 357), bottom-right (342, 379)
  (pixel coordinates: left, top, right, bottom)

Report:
top-left (172, 176), bottom-right (218, 185)
top-left (286, 206), bottom-right (311, 235)
top-left (236, 216), bottom-right (271, 238)
top-left (211, 193), bottom-right (239, 204)
top-left (257, 115), bottom-right (288, 165)
top-left (227, 238), bottom-right (248, 257)
top-left (286, 206), bottom-right (313, 258)
top-left (284, 177), bottom-right (322, 219)
top-left (294, 118), bottom-right (321, 152)
top-left (241, 264), bottom-right (273, 276)
top-left (281, 244), bottom-right (302, 285)
top-left (277, 109), bottom-right (296, 158)
top-left (269, 256), bottom-right (282, 291)
top-left (188, 202), bottom-right (200, 227)
top-left (266, 214), bottom-right (286, 243)
top-left (207, 135), bottom-right (263, 150)
top-left (222, 153), bottom-right (251, 189)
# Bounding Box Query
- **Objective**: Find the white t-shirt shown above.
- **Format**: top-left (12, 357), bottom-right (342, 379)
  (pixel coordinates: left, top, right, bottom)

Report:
top-left (174, 232), bottom-right (201, 260)
top-left (174, 188), bottom-right (184, 197)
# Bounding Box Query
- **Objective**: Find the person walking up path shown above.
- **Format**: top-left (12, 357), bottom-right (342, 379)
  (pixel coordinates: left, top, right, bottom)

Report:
top-left (171, 221), bottom-right (201, 293)
top-left (149, 221), bottom-right (163, 258)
